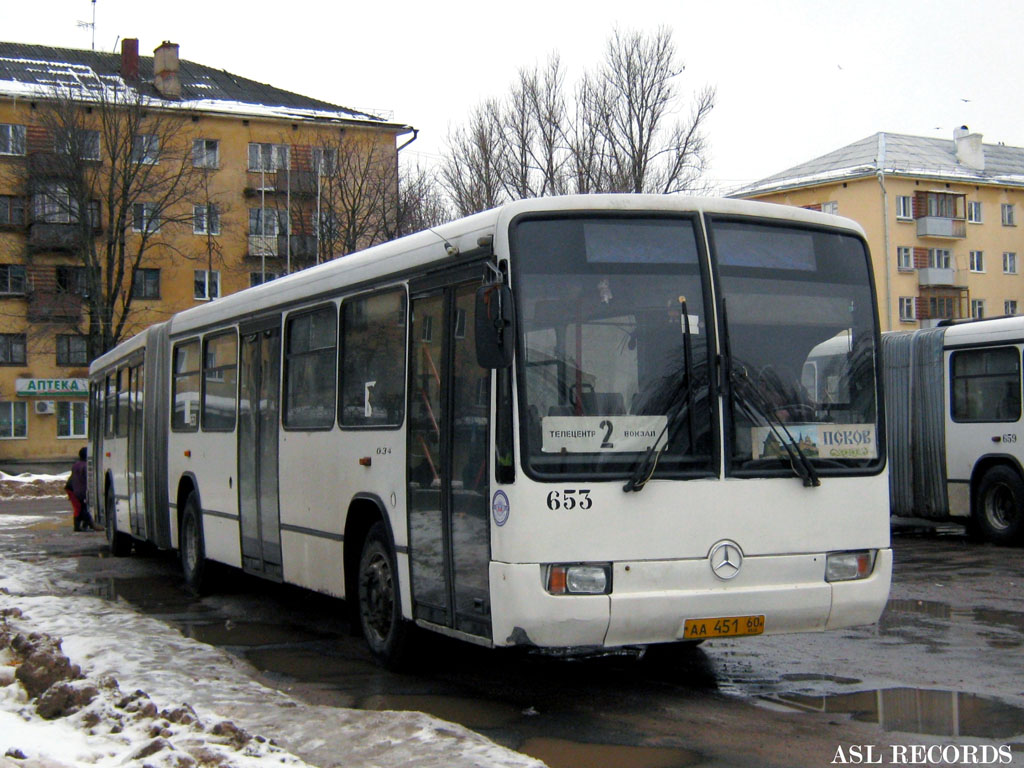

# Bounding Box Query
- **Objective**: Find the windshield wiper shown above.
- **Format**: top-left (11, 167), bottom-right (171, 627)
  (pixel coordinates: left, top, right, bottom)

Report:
top-left (729, 363), bottom-right (821, 488)
top-left (623, 298), bottom-right (697, 493)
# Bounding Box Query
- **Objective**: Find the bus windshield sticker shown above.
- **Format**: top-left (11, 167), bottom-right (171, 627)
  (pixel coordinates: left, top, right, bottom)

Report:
top-left (751, 424), bottom-right (876, 460)
top-left (542, 416), bottom-right (668, 453)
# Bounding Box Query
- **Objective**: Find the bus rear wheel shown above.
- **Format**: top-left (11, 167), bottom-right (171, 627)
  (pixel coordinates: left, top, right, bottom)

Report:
top-left (975, 466), bottom-right (1024, 545)
top-left (106, 485), bottom-right (132, 557)
top-left (357, 522), bottom-right (411, 668)
top-left (180, 493), bottom-right (209, 594)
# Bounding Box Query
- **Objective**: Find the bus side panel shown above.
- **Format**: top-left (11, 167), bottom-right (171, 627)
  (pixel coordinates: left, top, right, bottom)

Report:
top-left (277, 428), bottom-right (407, 599)
top-left (187, 431), bottom-right (240, 567)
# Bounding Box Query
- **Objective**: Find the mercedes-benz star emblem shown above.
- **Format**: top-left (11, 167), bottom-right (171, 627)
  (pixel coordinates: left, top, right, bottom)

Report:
top-left (709, 540), bottom-right (744, 580)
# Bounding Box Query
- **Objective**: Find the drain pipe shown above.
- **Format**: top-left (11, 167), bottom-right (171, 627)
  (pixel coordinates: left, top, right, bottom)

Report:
top-left (876, 133), bottom-right (893, 332)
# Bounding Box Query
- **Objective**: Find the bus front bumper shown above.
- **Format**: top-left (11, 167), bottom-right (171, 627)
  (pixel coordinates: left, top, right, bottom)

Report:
top-left (490, 548), bottom-right (892, 649)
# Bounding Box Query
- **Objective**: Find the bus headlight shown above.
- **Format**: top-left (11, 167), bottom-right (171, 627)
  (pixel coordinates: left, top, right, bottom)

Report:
top-left (825, 550), bottom-right (876, 582)
top-left (544, 563), bottom-right (612, 595)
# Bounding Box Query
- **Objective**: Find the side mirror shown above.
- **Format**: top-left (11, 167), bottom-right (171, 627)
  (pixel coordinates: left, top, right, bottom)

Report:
top-left (475, 283), bottom-right (515, 369)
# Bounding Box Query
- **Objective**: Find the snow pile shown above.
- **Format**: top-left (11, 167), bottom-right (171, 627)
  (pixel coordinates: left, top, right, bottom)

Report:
top-left (0, 472), bottom-right (69, 500)
top-left (0, 501), bottom-right (544, 768)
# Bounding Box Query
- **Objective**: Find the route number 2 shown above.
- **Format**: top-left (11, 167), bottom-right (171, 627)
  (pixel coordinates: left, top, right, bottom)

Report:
top-left (546, 490), bottom-right (593, 510)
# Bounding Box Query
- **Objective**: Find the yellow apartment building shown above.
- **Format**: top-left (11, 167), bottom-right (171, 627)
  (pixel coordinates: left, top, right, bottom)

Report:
top-left (0, 39), bottom-right (413, 464)
top-left (732, 128), bottom-right (1024, 333)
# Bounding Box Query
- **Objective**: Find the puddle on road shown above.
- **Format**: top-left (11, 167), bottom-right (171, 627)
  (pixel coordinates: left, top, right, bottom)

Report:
top-left (361, 693), bottom-right (522, 729)
top-left (770, 688), bottom-right (1024, 740)
top-left (884, 598), bottom-right (1024, 648)
top-left (518, 738), bottom-right (700, 768)
top-left (184, 620), bottom-right (325, 648)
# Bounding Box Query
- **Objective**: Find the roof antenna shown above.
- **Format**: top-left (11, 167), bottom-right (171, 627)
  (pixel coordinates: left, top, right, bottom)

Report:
top-left (76, 0), bottom-right (97, 50)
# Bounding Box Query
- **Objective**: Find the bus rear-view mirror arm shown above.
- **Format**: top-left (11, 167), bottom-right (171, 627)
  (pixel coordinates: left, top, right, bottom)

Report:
top-left (475, 283), bottom-right (516, 369)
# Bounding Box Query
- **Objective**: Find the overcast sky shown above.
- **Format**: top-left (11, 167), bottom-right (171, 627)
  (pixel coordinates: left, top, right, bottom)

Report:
top-left (5, 0), bottom-right (1024, 192)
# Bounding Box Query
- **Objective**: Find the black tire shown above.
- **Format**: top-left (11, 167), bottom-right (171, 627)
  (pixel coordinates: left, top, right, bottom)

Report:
top-left (180, 492), bottom-right (209, 594)
top-left (974, 465), bottom-right (1024, 545)
top-left (106, 484), bottom-right (132, 557)
top-left (357, 521), bottom-right (412, 668)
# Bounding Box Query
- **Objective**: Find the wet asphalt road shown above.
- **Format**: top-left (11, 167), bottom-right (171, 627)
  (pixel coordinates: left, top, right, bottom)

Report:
top-left (4, 498), bottom-right (1023, 767)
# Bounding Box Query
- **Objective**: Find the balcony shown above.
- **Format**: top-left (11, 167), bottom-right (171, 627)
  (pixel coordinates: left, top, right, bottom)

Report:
top-left (26, 291), bottom-right (82, 324)
top-left (281, 234), bottom-right (317, 258)
top-left (916, 216), bottom-right (966, 239)
top-left (917, 267), bottom-right (957, 287)
top-left (28, 222), bottom-right (80, 251)
top-left (248, 234), bottom-right (279, 258)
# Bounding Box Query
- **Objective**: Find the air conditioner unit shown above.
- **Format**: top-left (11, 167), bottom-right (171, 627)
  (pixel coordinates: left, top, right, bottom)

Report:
top-left (34, 400), bottom-right (56, 415)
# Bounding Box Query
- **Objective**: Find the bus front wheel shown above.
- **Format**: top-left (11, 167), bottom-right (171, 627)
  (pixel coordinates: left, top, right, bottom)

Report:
top-left (106, 485), bottom-right (132, 557)
top-left (357, 522), bottom-right (412, 668)
top-left (975, 466), bottom-right (1024, 545)
top-left (180, 493), bottom-right (209, 594)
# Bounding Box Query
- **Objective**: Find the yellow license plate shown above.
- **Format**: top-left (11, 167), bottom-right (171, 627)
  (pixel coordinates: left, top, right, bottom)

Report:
top-left (683, 615), bottom-right (765, 639)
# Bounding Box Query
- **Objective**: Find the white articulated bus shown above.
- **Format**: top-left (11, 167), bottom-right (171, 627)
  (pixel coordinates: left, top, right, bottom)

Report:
top-left (884, 316), bottom-right (1024, 545)
top-left (89, 195), bottom-right (891, 665)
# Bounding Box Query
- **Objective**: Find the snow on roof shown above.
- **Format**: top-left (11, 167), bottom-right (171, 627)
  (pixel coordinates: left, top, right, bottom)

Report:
top-left (0, 43), bottom-right (410, 131)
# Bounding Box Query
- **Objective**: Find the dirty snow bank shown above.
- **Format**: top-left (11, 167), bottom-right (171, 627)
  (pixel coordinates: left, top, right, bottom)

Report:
top-left (0, 553), bottom-right (543, 768)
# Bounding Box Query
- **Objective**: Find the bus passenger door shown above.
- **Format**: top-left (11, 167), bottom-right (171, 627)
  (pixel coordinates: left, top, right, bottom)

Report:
top-left (127, 363), bottom-right (147, 538)
top-left (408, 278), bottom-right (492, 640)
top-left (238, 321), bottom-right (283, 579)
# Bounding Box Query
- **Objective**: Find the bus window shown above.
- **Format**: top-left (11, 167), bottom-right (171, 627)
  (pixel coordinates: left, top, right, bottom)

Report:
top-left (104, 373), bottom-right (117, 438)
top-left (951, 347), bottom-right (1021, 422)
top-left (202, 331), bottom-right (238, 431)
top-left (284, 306), bottom-right (336, 429)
top-left (340, 289), bottom-right (407, 428)
top-left (172, 339), bottom-right (201, 431)
top-left (115, 369), bottom-right (129, 439)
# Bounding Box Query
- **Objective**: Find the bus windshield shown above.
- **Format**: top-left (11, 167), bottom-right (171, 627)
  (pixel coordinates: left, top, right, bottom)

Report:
top-left (512, 215), bottom-right (713, 479)
top-left (711, 218), bottom-right (881, 474)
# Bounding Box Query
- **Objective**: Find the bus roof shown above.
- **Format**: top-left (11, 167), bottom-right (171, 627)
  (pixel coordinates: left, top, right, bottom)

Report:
top-left (97, 194), bottom-right (868, 356)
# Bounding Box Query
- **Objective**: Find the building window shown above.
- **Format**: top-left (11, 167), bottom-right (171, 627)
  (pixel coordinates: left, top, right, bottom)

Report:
top-left (284, 306), bottom-right (337, 429)
top-left (192, 139), bottom-right (219, 169)
top-left (820, 201), bottom-right (838, 215)
top-left (928, 248), bottom-right (951, 269)
top-left (971, 299), bottom-right (985, 319)
top-left (312, 147), bottom-right (337, 175)
top-left (0, 401), bottom-right (28, 438)
top-left (898, 297), bottom-right (916, 322)
top-left (0, 196), bottom-right (26, 227)
top-left (1004, 252), bottom-right (1017, 274)
top-left (929, 297), bottom-right (956, 320)
top-left (250, 272), bottom-right (284, 287)
top-left (193, 203), bottom-right (220, 235)
top-left (132, 268), bottom-right (160, 299)
top-left (968, 201), bottom-right (982, 223)
top-left (1005, 300), bottom-right (1018, 316)
top-left (0, 124), bottom-right (26, 155)
top-left (32, 181), bottom-right (74, 223)
top-left (56, 265), bottom-right (88, 296)
top-left (194, 269), bottom-right (219, 300)
top-left (969, 250), bottom-right (984, 273)
top-left (0, 333), bottom-right (27, 365)
top-left (56, 334), bottom-right (89, 366)
top-left (56, 401), bottom-right (87, 438)
top-left (247, 142), bottom-right (289, 172)
top-left (896, 196), bottom-right (913, 220)
top-left (59, 129), bottom-right (100, 160)
top-left (0, 264), bottom-right (27, 295)
top-left (131, 134), bottom-right (159, 164)
top-left (248, 207), bottom-right (286, 236)
top-left (1002, 203), bottom-right (1016, 226)
top-left (132, 202), bottom-right (160, 233)
top-left (896, 246), bottom-right (913, 271)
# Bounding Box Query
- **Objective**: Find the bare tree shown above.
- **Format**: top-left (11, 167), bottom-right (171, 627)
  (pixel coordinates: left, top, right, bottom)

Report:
top-left (26, 78), bottom-right (205, 357)
top-left (440, 26), bottom-right (716, 213)
top-left (381, 158), bottom-right (451, 239)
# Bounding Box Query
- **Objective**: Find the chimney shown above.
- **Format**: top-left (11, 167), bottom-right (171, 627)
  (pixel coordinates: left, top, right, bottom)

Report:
top-left (153, 41), bottom-right (181, 100)
top-left (954, 125), bottom-right (984, 171)
top-left (120, 38), bottom-right (139, 81)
